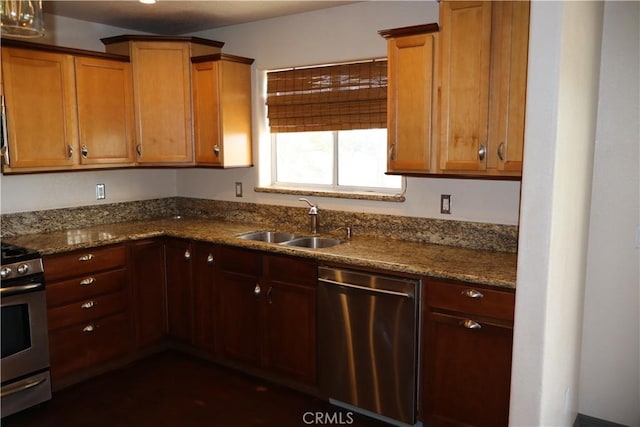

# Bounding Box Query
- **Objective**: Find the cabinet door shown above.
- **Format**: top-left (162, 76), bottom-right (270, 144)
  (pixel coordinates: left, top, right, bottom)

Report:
top-left (129, 240), bottom-right (166, 349)
top-left (75, 56), bottom-right (135, 165)
top-left (165, 239), bottom-right (193, 343)
top-left (265, 281), bottom-right (316, 384)
top-left (487, 1), bottom-right (529, 173)
top-left (192, 58), bottom-right (253, 167)
top-left (130, 42), bottom-right (193, 164)
top-left (1, 47), bottom-right (78, 169)
top-left (439, 1), bottom-right (492, 172)
top-left (423, 311), bottom-right (513, 427)
top-left (192, 243), bottom-right (217, 354)
top-left (386, 32), bottom-right (437, 173)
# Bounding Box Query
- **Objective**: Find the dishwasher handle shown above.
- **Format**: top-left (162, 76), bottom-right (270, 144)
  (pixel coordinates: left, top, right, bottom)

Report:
top-left (319, 277), bottom-right (414, 299)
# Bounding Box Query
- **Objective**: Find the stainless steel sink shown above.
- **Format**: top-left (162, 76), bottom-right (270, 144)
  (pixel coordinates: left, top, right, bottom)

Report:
top-left (236, 231), bottom-right (298, 243)
top-left (280, 236), bottom-right (342, 249)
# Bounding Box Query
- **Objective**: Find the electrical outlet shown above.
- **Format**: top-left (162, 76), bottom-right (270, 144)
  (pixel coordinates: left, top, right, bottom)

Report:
top-left (440, 194), bottom-right (451, 214)
top-left (235, 182), bottom-right (243, 198)
top-left (96, 184), bottom-right (106, 200)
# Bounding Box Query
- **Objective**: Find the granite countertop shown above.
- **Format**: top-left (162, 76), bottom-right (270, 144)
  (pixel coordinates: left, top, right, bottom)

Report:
top-left (3, 217), bottom-right (518, 289)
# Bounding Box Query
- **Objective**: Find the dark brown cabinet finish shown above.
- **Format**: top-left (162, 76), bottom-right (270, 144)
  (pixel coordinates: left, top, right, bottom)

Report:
top-left (192, 242), bottom-right (217, 354)
top-left (164, 239), bottom-right (194, 343)
top-left (44, 244), bottom-right (131, 384)
top-left (129, 239), bottom-right (167, 349)
top-left (422, 279), bottom-right (515, 427)
top-left (217, 246), bottom-right (317, 385)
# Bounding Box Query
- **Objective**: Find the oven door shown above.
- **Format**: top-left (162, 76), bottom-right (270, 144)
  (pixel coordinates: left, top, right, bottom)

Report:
top-left (1, 279), bottom-right (50, 383)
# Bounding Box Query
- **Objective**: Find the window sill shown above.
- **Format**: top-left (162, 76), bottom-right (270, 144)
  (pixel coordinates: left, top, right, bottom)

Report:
top-left (254, 186), bottom-right (405, 202)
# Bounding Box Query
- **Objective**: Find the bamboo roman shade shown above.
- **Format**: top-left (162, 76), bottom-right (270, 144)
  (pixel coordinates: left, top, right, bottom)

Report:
top-left (266, 60), bottom-right (387, 133)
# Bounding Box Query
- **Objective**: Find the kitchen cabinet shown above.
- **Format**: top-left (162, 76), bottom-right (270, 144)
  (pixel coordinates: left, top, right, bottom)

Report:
top-left (422, 279), bottom-right (515, 427)
top-left (438, 0), bottom-right (529, 177)
top-left (75, 56), bottom-right (135, 165)
top-left (102, 36), bottom-right (223, 165)
top-left (1, 41), bottom-right (136, 173)
top-left (217, 246), bottom-right (317, 385)
top-left (379, 24), bottom-right (439, 174)
top-left (164, 239), bottom-right (194, 343)
top-left (44, 244), bottom-right (132, 385)
top-left (129, 239), bottom-right (167, 349)
top-left (1, 46), bottom-right (78, 170)
top-left (192, 242), bottom-right (217, 354)
top-left (192, 54), bottom-right (254, 168)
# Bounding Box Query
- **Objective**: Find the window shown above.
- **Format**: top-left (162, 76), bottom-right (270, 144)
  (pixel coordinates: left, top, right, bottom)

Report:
top-left (266, 60), bottom-right (402, 194)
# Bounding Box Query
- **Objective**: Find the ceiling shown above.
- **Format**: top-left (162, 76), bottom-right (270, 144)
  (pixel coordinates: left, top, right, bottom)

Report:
top-left (43, 1), bottom-right (359, 35)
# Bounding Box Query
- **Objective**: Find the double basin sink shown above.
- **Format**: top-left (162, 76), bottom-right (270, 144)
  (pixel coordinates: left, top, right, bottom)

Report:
top-left (236, 230), bottom-right (343, 249)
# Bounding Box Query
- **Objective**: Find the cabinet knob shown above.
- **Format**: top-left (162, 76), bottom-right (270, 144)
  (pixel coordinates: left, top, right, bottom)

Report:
top-left (213, 145), bottom-right (220, 156)
top-left (184, 250), bottom-right (191, 260)
top-left (462, 289), bottom-right (484, 299)
top-left (80, 277), bottom-right (96, 286)
top-left (388, 144), bottom-right (396, 161)
top-left (82, 323), bottom-right (98, 333)
top-left (78, 254), bottom-right (94, 262)
top-left (136, 144), bottom-right (142, 157)
top-left (478, 144), bottom-right (486, 161)
top-left (68, 144), bottom-right (74, 159)
top-left (81, 144), bottom-right (89, 159)
top-left (460, 319), bottom-right (482, 329)
top-left (497, 142), bottom-right (505, 162)
top-left (207, 253), bottom-right (214, 264)
top-left (254, 284), bottom-right (261, 296)
top-left (80, 300), bottom-right (96, 309)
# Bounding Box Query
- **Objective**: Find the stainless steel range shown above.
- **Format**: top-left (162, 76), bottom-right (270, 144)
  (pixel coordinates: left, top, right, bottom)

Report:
top-left (1, 243), bottom-right (51, 418)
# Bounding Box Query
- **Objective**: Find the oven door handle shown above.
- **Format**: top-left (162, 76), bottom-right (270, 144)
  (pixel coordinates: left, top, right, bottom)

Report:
top-left (0, 283), bottom-right (44, 296)
top-left (0, 375), bottom-right (48, 398)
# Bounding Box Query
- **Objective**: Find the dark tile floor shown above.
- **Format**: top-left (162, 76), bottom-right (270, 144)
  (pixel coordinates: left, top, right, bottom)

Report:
top-left (2, 351), bottom-right (391, 427)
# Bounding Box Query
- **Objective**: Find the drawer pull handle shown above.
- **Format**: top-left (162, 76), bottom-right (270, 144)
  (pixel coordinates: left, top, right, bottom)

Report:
top-left (460, 319), bottom-right (482, 330)
top-left (78, 254), bottom-right (94, 262)
top-left (254, 284), bottom-right (261, 296)
top-left (82, 324), bottom-right (98, 333)
top-left (80, 300), bottom-right (96, 309)
top-left (207, 253), bottom-right (214, 264)
top-left (184, 250), bottom-right (191, 260)
top-left (462, 289), bottom-right (484, 299)
top-left (80, 277), bottom-right (96, 286)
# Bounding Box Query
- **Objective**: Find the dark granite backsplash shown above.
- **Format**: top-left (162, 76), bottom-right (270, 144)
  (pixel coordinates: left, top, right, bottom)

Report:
top-left (1, 197), bottom-right (518, 253)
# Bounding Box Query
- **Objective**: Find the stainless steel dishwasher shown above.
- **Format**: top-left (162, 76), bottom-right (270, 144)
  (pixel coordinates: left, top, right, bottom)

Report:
top-left (318, 266), bottom-right (420, 425)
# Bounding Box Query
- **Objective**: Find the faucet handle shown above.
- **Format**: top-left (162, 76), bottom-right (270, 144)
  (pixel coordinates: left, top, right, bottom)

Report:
top-left (335, 226), bottom-right (352, 240)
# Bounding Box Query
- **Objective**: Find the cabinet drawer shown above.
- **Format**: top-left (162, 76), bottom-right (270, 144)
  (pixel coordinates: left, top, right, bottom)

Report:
top-left (427, 280), bottom-right (515, 321)
top-left (44, 245), bottom-right (127, 281)
top-left (49, 311), bottom-right (131, 380)
top-left (263, 254), bottom-right (316, 287)
top-left (48, 290), bottom-right (128, 330)
top-left (219, 246), bottom-right (261, 276)
top-left (47, 268), bottom-right (127, 307)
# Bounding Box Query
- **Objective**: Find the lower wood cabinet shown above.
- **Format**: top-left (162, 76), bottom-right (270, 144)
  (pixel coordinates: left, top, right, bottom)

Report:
top-left (129, 239), bottom-right (167, 349)
top-left (422, 279), bottom-right (515, 427)
top-left (44, 244), bottom-right (131, 385)
top-left (191, 242), bottom-right (217, 354)
top-left (217, 246), bottom-right (317, 385)
top-left (164, 239), bottom-right (194, 343)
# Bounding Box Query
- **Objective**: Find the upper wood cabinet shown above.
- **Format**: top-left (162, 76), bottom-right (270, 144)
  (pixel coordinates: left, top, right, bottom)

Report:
top-left (75, 56), bottom-right (135, 165)
top-left (439, 0), bottom-right (530, 177)
top-left (192, 54), bottom-right (254, 168)
top-left (102, 36), bottom-right (224, 166)
top-left (1, 47), bottom-right (79, 170)
top-left (1, 41), bottom-right (135, 173)
top-left (380, 24), bottom-right (439, 174)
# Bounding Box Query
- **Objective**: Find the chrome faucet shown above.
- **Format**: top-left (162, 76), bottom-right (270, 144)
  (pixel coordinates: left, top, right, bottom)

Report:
top-left (299, 198), bottom-right (318, 234)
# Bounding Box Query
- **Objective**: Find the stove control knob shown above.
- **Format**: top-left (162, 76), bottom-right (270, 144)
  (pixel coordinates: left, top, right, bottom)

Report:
top-left (17, 264), bottom-right (29, 275)
top-left (0, 267), bottom-right (12, 279)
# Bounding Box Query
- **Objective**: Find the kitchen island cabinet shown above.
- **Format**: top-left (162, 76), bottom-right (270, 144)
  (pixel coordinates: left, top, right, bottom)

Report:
top-left (422, 279), bottom-right (515, 427)
top-left (217, 246), bottom-right (317, 385)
